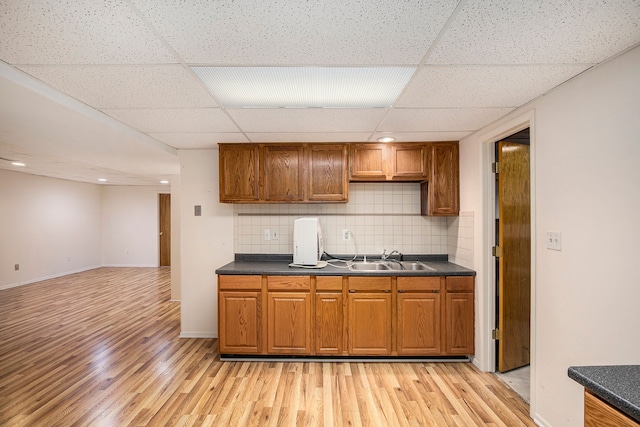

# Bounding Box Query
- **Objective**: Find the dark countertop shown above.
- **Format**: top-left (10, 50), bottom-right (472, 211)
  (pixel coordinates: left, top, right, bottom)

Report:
top-left (568, 365), bottom-right (640, 422)
top-left (215, 254), bottom-right (476, 277)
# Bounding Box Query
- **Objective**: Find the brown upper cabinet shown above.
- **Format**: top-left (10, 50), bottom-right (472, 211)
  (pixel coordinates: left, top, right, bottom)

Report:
top-left (262, 144), bottom-right (306, 202)
top-left (307, 144), bottom-right (349, 202)
top-left (219, 144), bottom-right (260, 202)
top-left (349, 143), bottom-right (428, 181)
top-left (219, 143), bottom-right (348, 203)
top-left (219, 141), bottom-right (459, 215)
top-left (421, 142), bottom-right (460, 216)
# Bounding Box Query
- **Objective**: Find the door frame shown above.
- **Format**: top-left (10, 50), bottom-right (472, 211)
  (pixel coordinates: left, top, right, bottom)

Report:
top-left (479, 110), bottom-right (537, 412)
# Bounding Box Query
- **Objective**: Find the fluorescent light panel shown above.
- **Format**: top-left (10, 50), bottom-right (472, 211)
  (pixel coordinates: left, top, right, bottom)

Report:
top-left (192, 67), bottom-right (416, 108)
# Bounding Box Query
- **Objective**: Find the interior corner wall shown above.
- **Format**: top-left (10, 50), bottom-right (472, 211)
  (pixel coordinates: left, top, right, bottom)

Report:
top-left (0, 170), bottom-right (102, 289)
top-left (170, 173), bottom-right (181, 301)
top-left (178, 149), bottom-right (234, 338)
top-left (100, 185), bottom-right (167, 267)
top-left (460, 44), bottom-right (640, 427)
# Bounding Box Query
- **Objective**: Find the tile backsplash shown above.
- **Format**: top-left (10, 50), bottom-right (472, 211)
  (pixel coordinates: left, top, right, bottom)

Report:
top-left (234, 183), bottom-right (474, 268)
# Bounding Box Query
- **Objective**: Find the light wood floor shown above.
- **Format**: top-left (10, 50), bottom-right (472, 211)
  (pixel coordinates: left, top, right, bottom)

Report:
top-left (0, 268), bottom-right (535, 426)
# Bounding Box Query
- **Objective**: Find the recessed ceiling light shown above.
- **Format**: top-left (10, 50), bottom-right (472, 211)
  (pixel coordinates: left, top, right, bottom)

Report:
top-left (98, 178), bottom-right (107, 182)
top-left (11, 161), bottom-right (26, 167)
top-left (192, 66), bottom-right (416, 108)
top-left (160, 180), bottom-right (169, 184)
top-left (377, 136), bottom-right (396, 143)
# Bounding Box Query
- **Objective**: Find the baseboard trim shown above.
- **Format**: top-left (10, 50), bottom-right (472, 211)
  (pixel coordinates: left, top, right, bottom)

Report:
top-left (0, 265), bottom-right (102, 290)
top-left (220, 355), bottom-right (471, 363)
top-left (179, 332), bottom-right (217, 339)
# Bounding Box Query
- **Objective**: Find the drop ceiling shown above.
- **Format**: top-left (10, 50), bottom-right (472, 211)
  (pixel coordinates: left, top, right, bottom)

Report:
top-left (1, 0), bottom-right (639, 185)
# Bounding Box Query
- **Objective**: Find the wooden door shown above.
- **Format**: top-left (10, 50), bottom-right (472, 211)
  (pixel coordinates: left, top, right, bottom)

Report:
top-left (267, 292), bottom-right (312, 354)
top-left (159, 193), bottom-right (171, 266)
top-left (348, 293), bottom-right (392, 355)
top-left (262, 145), bottom-right (305, 202)
top-left (308, 144), bottom-right (349, 202)
top-left (497, 140), bottom-right (531, 372)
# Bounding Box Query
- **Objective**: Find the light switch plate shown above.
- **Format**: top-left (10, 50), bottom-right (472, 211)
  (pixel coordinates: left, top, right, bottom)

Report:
top-left (546, 232), bottom-right (562, 251)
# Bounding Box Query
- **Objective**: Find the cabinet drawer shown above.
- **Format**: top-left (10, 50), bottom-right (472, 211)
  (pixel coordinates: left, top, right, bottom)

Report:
top-left (348, 276), bottom-right (392, 292)
top-left (316, 276), bottom-right (343, 291)
top-left (218, 275), bottom-right (262, 290)
top-left (267, 275), bottom-right (311, 291)
top-left (397, 276), bottom-right (441, 292)
top-left (446, 276), bottom-right (474, 292)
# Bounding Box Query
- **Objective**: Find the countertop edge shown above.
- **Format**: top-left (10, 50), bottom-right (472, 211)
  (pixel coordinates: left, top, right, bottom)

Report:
top-left (568, 366), bottom-right (640, 423)
top-left (215, 260), bottom-right (475, 277)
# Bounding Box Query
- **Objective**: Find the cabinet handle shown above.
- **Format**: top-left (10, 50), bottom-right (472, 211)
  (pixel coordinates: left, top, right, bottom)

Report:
top-left (398, 290), bottom-right (406, 293)
top-left (349, 289), bottom-right (355, 293)
top-left (384, 290), bottom-right (391, 293)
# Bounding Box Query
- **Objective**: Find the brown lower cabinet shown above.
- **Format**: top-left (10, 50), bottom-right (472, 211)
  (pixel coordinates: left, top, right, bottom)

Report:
top-left (217, 273), bottom-right (474, 357)
top-left (584, 391), bottom-right (640, 427)
top-left (397, 276), bottom-right (441, 355)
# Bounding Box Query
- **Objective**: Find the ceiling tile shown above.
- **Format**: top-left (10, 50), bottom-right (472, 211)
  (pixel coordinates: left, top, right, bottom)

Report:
top-left (18, 65), bottom-right (218, 109)
top-left (429, 0), bottom-right (640, 65)
top-left (150, 132), bottom-right (249, 149)
top-left (103, 108), bottom-right (240, 133)
top-left (246, 133), bottom-right (372, 143)
top-left (133, 0), bottom-right (458, 64)
top-left (396, 65), bottom-right (592, 108)
top-left (379, 108), bottom-right (515, 132)
top-left (372, 131), bottom-right (472, 142)
top-left (227, 108), bottom-right (388, 133)
top-left (0, 0), bottom-right (175, 64)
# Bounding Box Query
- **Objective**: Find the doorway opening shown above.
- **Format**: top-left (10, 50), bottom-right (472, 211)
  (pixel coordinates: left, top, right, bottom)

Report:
top-left (493, 128), bottom-right (531, 402)
top-left (159, 193), bottom-right (171, 267)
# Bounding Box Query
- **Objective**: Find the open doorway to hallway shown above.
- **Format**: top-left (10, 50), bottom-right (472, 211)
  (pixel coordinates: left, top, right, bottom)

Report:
top-left (493, 128), bottom-right (531, 402)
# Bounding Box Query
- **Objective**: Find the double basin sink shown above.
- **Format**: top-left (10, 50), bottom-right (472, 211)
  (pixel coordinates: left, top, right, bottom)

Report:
top-left (348, 260), bottom-right (436, 272)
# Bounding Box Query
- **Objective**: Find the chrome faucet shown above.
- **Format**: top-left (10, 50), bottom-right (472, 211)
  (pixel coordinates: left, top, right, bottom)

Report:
top-left (381, 249), bottom-right (401, 260)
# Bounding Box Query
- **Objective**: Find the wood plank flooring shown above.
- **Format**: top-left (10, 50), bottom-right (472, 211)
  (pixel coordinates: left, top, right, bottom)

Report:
top-left (0, 268), bottom-right (535, 426)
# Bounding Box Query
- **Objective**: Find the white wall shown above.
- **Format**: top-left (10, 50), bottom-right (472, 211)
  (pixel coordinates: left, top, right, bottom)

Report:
top-left (460, 45), bottom-right (640, 427)
top-left (179, 149), bottom-right (234, 337)
top-left (0, 170), bottom-right (102, 289)
top-left (101, 185), bottom-right (168, 267)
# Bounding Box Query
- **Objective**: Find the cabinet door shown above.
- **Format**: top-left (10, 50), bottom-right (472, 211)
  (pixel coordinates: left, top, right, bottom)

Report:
top-left (390, 143), bottom-right (428, 180)
top-left (308, 144), bottom-right (349, 202)
top-left (397, 292), bottom-right (441, 355)
top-left (315, 292), bottom-right (343, 354)
top-left (348, 293), bottom-right (392, 355)
top-left (349, 143), bottom-right (386, 180)
top-left (267, 292), bottom-right (312, 354)
top-left (218, 291), bottom-right (261, 354)
top-left (219, 144), bottom-right (260, 202)
top-left (425, 142), bottom-right (460, 216)
top-left (262, 145), bottom-right (305, 202)
top-left (444, 290), bottom-right (474, 355)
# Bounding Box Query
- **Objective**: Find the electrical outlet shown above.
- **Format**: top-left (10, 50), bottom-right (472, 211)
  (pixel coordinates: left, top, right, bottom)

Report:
top-left (14, 264), bottom-right (19, 271)
top-left (264, 229), bottom-right (271, 241)
top-left (271, 230), bottom-right (279, 240)
top-left (546, 232), bottom-right (562, 251)
top-left (343, 229), bottom-right (351, 241)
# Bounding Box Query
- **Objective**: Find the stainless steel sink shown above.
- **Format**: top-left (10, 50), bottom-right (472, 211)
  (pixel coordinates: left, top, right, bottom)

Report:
top-left (348, 261), bottom-right (392, 271)
top-left (400, 261), bottom-right (436, 271)
top-left (348, 260), bottom-right (436, 271)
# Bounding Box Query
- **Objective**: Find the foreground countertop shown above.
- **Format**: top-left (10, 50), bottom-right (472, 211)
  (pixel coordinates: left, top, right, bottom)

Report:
top-left (215, 254), bottom-right (475, 277)
top-left (568, 365), bottom-right (640, 422)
